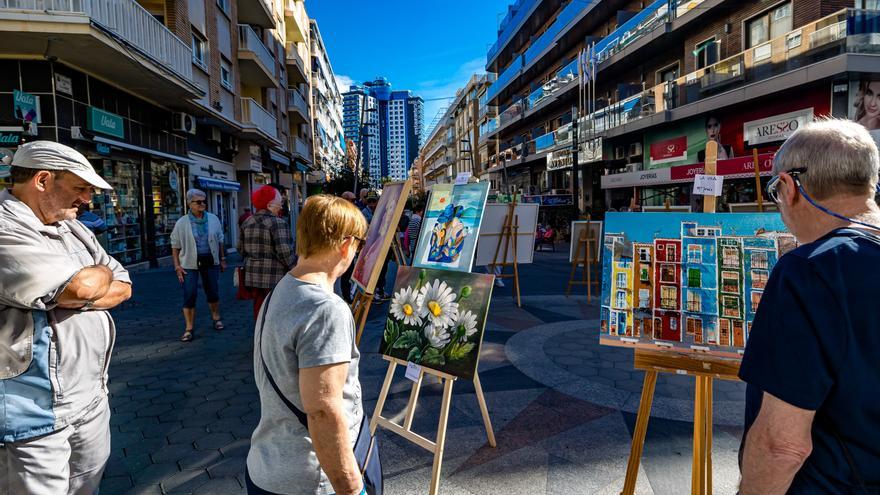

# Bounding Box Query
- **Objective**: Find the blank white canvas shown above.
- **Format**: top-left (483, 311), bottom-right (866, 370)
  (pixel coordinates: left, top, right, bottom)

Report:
top-left (569, 221), bottom-right (603, 262)
top-left (474, 203), bottom-right (539, 266)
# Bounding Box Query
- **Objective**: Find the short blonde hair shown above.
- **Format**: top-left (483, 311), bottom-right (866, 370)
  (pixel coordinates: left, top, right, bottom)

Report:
top-left (296, 194), bottom-right (367, 258)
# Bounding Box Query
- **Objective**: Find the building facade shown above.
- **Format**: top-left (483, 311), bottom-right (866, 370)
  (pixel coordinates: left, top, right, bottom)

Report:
top-left (481, 0), bottom-right (880, 218)
top-left (342, 78), bottom-right (424, 187)
top-left (309, 20), bottom-right (345, 179)
top-left (0, 0), bottom-right (322, 267)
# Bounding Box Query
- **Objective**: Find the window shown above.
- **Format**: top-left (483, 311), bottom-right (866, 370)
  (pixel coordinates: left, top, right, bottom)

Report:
top-left (640, 267), bottom-right (650, 283)
top-left (687, 268), bottom-right (701, 288)
top-left (220, 57), bottom-right (233, 90)
top-left (686, 291), bottom-right (702, 313)
top-left (616, 290), bottom-right (627, 308)
top-left (751, 270), bottom-right (769, 289)
top-left (719, 319), bottom-right (731, 346)
top-left (688, 245), bottom-right (702, 263)
top-left (722, 296), bottom-right (740, 318)
top-left (616, 271), bottom-right (627, 288)
top-left (687, 318), bottom-right (703, 341)
top-left (751, 251), bottom-right (769, 269)
top-left (191, 29), bottom-right (208, 69)
top-left (722, 247), bottom-right (739, 268)
top-left (667, 244), bottom-right (677, 261)
top-left (751, 291), bottom-right (763, 311)
top-left (638, 289), bottom-right (650, 308)
top-left (661, 286), bottom-right (677, 310)
top-left (721, 271), bottom-right (739, 293)
top-left (695, 38), bottom-right (719, 70)
top-left (217, 0), bottom-right (230, 14)
top-left (747, 2), bottom-right (792, 48)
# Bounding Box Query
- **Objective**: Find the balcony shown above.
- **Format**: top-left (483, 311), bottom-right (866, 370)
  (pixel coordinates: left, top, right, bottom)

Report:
top-left (285, 41), bottom-right (309, 84)
top-left (527, 57), bottom-right (579, 110)
top-left (237, 0), bottom-right (274, 28)
top-left (284, 0), bottom-right (308, 43)
top-left (238, 24), bottom-right (276, 88)
top-left (240, 97), bottom-right (278, 144)
top-left (576, 9), bottom-right (876, 139)
top-left (290, 136), bottom-right (312, 163)
top-left (0, 0), bottom-right (201, 106)
top-left (287, 88), bottom-right (309, 123)
top-left (486, 0), bottom-right (539, 65)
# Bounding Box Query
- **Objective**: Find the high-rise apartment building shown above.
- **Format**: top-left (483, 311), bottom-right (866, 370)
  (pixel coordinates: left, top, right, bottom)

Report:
top-left (481, 0), bottom-right (880, 216)
top-left (0, 0), bottom-right (321, 267)
top-left (310, 20), bottom-right (345, 178)
top-left (343, 78), bottom-right (424, 187)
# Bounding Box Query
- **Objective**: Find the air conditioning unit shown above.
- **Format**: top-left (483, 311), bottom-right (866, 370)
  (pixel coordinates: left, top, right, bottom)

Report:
top-left (172, 113), bottom-right (196, 135)
top-left (208, 127), bottom-right (222, 143)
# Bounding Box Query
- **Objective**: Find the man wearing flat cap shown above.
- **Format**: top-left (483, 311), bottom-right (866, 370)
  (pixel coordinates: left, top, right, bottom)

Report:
top-left (0, 141), bottom-right (132, 493)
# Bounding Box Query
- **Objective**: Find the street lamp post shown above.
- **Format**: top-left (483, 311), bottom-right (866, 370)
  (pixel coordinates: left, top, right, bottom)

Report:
top-left (571, 105), bottom-right (580, 217)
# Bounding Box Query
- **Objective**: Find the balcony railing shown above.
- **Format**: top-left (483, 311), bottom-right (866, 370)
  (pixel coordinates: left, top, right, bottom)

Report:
top-left (574, 9), bottom-right (877, 139)
top-left (487, 0), bottom-right (538, 64)
top-left (522, 0), bottom-right (588, 67)
top-left (499, 98), bottom-right (525, 127)
top-left (239, 24), bottom-right (275, 76)
top-left (291, 136), bottom-right (310, 159)
top-left (287, 88), bottom-right (308, 115)
top-left (285, 41), bottom-right (308, 78)
top-left (527, 57), bottom-right (579, 110)
top-left (0, 0), bottom-right (193, 81)
top-left (240, 97), bottom-right (277, 140)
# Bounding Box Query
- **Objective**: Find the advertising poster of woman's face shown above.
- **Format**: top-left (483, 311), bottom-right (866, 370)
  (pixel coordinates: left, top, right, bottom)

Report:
top-left (854, 79), bottom-right (880, 131)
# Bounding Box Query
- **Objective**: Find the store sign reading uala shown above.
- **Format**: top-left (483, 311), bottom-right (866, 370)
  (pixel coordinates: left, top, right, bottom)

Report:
top-left (744, 108), bottom-right (813, 146)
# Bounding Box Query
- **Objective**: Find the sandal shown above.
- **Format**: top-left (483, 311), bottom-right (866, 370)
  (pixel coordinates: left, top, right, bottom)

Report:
top-left (180, 330), bottom-right (194, 342)
top-left (213, 319), bottom-right (225, 331)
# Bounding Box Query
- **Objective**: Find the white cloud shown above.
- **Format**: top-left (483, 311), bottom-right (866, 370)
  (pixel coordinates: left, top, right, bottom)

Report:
top-left (334, 73), bottom-right (355, 95)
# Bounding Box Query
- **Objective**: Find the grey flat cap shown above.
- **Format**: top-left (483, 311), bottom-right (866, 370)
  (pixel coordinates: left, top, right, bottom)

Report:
top-left (12, 141), bottom-right (113, 190)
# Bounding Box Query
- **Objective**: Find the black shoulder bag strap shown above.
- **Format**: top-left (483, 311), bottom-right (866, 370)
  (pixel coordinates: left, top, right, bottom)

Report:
top-left (257, 290), bottom-right (309, 427)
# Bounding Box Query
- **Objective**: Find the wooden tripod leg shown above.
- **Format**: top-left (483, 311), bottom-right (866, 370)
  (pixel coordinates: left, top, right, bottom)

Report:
top-left (706, 377), bottom-right (714, 495)
top-left (429, 378), bottom-right (455, 495)
top-left (371, 360), bottom-right (398, 434)
top-left (354, 293), bottom-right (374, 346)
top-left (692, 376), bottom-right (707, 495)
top-left (586, 238), bottom-right (592, 303)
top-left (473, 373), bottom-right (496, 447)
top-left (512, 220), bottom-right (521, 307)
top-left (622, 370), bottom-right (658, 495)
top-left (403, 370), bottom-right (424, 430)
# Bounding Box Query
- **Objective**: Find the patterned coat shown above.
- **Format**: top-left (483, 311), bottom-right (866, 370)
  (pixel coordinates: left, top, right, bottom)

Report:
top-left (238, 212), bottom-right (295, 289)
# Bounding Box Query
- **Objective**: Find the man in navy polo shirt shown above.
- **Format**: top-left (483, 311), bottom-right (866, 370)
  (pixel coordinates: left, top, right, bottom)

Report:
top-left (739, 119), bottom-right (880, 494)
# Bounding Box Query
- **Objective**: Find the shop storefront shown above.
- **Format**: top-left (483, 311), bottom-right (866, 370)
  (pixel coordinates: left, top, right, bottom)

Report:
top-left (190, 152), bottom-right (241, 249)
top-left (0, 60), bottom-right (193, 267)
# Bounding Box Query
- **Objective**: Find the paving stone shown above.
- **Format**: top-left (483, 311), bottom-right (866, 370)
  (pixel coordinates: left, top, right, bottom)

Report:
top-left (178, 449), bottom-right (222, 470)
top-left (125, 484), bottom-right (163, 495)
top-left (151, 443), bottom-right (199, 463)
top-left (152, 392), bottom-right (186, 404)
top-left (140, 421), bottom-right (183, 439)
top-left (131, 462), bottom-right (180, 485)
top-left (169, 426), bottom-right (210, 444)
top-left (98, 475), bottom-right (132, 493)
top-left (193, 400), bottom-right (227, 416)
top-left (194, 432), bottom-right (235, 451)
top-left (205, 388), bottom-right (236, 401)
top-left (219, 438), bottom-right (250, 457)
top-left (135, 403), bottom-right (174, 417)
top-left (217, 405), bottom-right (251, 419)
top-left (206, 455), bottom-right (246, 478)
top-left (118, 416), bottom-right (160, 433)
top-left (123, 437), bottom-right (168, 458)
top-left (161, 469), bottom-right (211, 493)
top-left (192, 478), bottom-right (243, 495)
top-left (128, 376), bottom-right (159, 387)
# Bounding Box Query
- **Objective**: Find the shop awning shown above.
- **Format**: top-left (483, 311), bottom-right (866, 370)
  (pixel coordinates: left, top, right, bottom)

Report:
top-left (601, 152), bottom-right (776, 189)
top-left (294, 160), bottom-right (311, 173)
top-left (196, 176), bottom-right (241, 192)
top-left (93, 136), bottom-right (196, 165)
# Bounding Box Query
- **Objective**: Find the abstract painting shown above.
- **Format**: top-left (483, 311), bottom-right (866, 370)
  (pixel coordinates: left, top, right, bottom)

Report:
top-left (599, 212), bottom-right (796, 358)
top-left (379, 266), bottom-right (494, 380)
top-left (413, 181), bottom-right (489, 272)
top-left (351, 180), bottom-right (412, 294)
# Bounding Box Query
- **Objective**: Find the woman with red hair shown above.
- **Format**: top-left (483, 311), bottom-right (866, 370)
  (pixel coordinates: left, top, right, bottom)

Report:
top-left (238, 185), bottom-right (296, 318)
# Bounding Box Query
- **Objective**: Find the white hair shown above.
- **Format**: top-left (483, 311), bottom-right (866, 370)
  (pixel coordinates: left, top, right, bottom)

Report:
top-left (186, 188), bottom-right (207, 202)
top-left (773, 118), bottom-right (879, 199)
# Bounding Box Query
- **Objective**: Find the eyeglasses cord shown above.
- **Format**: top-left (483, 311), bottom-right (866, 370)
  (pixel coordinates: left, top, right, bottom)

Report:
top-left (797, 184), bottom-right (880, 232)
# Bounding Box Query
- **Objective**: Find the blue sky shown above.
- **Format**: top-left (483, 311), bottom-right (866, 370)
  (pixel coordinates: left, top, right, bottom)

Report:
top-left (305, 0), bottom-right (512, 131)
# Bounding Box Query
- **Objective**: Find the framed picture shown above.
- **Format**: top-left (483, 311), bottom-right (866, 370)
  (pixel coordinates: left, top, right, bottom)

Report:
top-left (599, 212), bottom-right (794, 359)
top-left (474, 203), bottom-right (540, 266)
top-left (413, 181), bottom-right (489, 272)
top-left (380, 266), bottom-right (495, 381)
top-left (351, 180), bottom-right (413, 293)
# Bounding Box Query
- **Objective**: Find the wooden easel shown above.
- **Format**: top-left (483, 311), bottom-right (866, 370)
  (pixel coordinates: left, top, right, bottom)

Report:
top-left (351, 289), bottom-right (374, 345)
top-left (621, 141), bottom-right (741, 494)
top-left (488, 202), bottom-right (522, 307)
top-left (371, 356), bottom-right (497, 495)
top-left (566, 229), bottom-right (599, 302)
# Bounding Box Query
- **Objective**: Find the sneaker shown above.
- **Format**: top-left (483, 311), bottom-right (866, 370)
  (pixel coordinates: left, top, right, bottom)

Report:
top-left (494, 279), bottom-right (505, 288)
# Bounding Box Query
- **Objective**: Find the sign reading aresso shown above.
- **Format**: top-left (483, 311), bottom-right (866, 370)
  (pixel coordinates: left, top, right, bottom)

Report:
top-left (743, 108), bottom-right (813, 146)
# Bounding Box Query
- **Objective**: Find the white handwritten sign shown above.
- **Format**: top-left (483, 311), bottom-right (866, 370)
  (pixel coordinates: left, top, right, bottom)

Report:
top-left (693, 174), bottom-right (724, 196)
top-left (454, 172), bottom-right (472, 185)
top-left (405, 362), bottom-right (422, 382)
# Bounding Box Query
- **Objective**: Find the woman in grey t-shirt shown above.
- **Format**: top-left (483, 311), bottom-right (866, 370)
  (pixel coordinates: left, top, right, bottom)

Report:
top-left (247, 195), bottom-right (368, 495)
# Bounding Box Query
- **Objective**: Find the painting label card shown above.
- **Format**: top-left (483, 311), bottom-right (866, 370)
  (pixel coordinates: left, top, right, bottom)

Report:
top-left (454, 172), bottom-right (472, 185)
top-left (599, 212), bottom-right (796, 359)
top-left (693, 174), bottom-right (724, 196)
top-left (380, 266), bottom-right (495, 381)
top-left (405, 362), bottom-right (422, 382)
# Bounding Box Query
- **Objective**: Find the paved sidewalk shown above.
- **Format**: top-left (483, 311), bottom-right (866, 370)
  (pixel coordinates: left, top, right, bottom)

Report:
top-left (100, 247), bottom-right (746, 494)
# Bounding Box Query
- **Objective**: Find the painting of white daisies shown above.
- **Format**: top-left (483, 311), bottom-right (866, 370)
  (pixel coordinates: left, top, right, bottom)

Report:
top-left (379, 266), bottom-right (495, 380)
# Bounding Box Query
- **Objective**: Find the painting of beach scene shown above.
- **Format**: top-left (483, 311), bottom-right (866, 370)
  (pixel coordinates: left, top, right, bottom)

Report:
top-left (413, 181), bottom-right (489, 272)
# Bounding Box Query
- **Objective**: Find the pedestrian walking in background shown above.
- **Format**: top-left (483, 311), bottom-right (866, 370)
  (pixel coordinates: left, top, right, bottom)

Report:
top-left (77, 203), bottom-right (107, 234)
top-left (338, 191), bottom-right (360, 303)
top-left (405, 200), bottom-right (424, 260)
top-left (239, 185), bottom-right (295, 319)
top-left (247, 195), bottom-right (371, 495)
top-left (238, 207), bottom-right (253, 227)
top-left (355, 187), bottom-right (369, 210)
top-left (739, 119), bottom-right (880, 494)
top-left (0, 141), bottom-right (132, 494)
top-left (170, 188), bottom-right (226, 342)
top-left (361, 192), bottom-right (377, 222)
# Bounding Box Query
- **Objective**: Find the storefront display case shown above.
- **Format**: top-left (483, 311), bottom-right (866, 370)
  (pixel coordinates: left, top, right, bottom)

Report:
top-left (151, 162), bottom-right (183, 259)
top-left (92, 160), bottom-right (144, 265)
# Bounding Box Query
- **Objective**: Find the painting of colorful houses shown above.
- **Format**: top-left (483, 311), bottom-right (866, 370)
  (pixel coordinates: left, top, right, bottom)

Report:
top-left (599, 212), bottom-right (796, 358)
